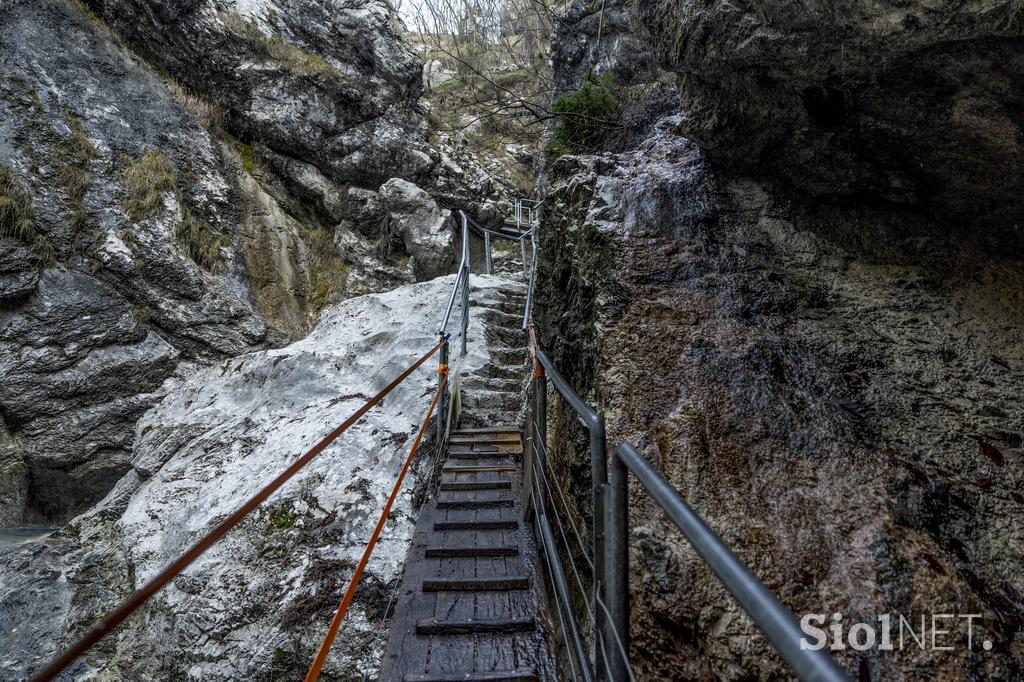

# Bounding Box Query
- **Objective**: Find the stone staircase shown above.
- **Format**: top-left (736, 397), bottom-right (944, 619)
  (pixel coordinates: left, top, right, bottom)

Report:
top-left (458, 282), bottom-right (530, 429)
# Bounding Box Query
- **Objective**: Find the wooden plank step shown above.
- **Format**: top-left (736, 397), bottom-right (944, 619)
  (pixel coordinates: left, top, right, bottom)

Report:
top-left (450, 443), bottom-right (522, 453)
top-left (438, 480), bottom-right (512, 491)
top-left (452, 427), bottom-right (521, 435)
top-left (436, 498), bottom-right (514, 510)
top-left (422, 576), bottom-right (530, 592)
top-left (450, 435), bottom-right (521, 444)
top-left (424, 546), bottom-right (519, 558)
top-left (442, 465), bottom-right (517, 473)
top-left (447, 450), bottom-right (520, 459)
top-left (404, 669), bottom-right (537, 682)
top-left (433, 520), bottom-right (518, 531)
top-left (416, 616), bottom-right (535, 635)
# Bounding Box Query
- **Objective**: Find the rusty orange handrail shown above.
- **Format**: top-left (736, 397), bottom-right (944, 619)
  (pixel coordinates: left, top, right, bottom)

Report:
top-left (31, 338), bottom-right (445, 682)
top-left (304, 372), bottom-right (447, 680)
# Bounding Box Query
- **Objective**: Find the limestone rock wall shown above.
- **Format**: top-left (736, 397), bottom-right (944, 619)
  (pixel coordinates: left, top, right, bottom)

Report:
top-left (539, 2), bottom-right (1024, 679)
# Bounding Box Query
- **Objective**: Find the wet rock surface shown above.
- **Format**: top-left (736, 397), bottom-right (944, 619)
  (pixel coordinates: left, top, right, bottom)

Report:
top-left (0, 275), bottom-right (513, 681)
top-left (536, 117), bottom-right (1024, 679)
top-left (633, 0), bottom-right (1024, 245)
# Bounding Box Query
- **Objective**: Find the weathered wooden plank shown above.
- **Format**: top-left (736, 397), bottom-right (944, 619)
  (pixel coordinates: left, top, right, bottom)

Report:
top-left (447, 450), bottom-right (521, 459)
top-left (433, 520), bottom-right (518, 531)
top-left (404, 669), bottom-right (538, 682)
top-left (450, 435), bottom-right (522, 445)
top-left (449, 443), bottom-right (523, 453)
top-left (439, 480), bottom-right (512, 491)
top-left (452, 427), bottom-right (522, 436)
top-left (424, 546), bottom-right (519, 558)
top-left (422, 576), bottom-right (530, 591)
top-left (436, 499), bottom-right (514, 510)
top-left (416, 616), bottom-right (535, 635)
top-left (442, 465), bottom-right (517, 473)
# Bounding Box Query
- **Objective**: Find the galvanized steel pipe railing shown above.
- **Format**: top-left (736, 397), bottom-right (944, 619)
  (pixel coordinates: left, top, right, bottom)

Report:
top-left (525, 328), bottom-right (851, 682)
top-left (439, 211), bottom-right (471, 356)
top-left (526, 326), bottom-right (611, 681)
top-left (609, 443), bottom-right (850, 682)
top-left (522, 224), bottom-right (539, 330)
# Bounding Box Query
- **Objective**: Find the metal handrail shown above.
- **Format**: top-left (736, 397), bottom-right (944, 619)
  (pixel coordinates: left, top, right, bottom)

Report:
top-left (438, 211), bottom-right (471, 348)
top-left (526, 330), bottom-right (611, 680)
top-left (522, 225), bottom-right (539, 329)
top-left (610, 444), bottom-right (849, 681)
top-left (524, 331), bottom-right (851, 682)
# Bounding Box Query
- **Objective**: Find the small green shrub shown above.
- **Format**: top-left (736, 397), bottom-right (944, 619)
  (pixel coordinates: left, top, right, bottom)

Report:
top-left (267, 501), bottom-right (297, 530)
top-left (546, 71), bottom-right (621, 158)
top-left (120, 150), bottom-right (227, 273)
top-left (121, 149), bottom-right (177, 221)
top-left (0, 165), bottom-right (36, 240)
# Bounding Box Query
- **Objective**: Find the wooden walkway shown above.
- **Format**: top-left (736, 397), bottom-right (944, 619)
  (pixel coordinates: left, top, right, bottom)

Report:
top-left (379, 426), bottom-right (555, 681)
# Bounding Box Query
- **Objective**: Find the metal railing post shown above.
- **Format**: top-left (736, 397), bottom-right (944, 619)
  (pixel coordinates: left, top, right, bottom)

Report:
top-left (459, 212), bottom-right (470, 357)
top-left (613, 443), bottom-right (850, 682)
top-left (590, 413), bottom-right (608, 681)
top-left (460, 266), bottom-right (469, 356)
top-left (606, 451), bottom-right (630, 681)
top-left (534, 365), bottom-right (547, 507)
top-left (484, 230), bottom-right (493, 275)
top-left (436, 335), bottom-right (449, 442)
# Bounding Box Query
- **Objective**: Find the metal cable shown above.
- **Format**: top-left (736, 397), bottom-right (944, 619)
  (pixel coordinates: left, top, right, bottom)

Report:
top-left (529, 429), bottom-right (609, 678)
top-left (533, 488), bottom-right (582, 682)
top-left (529, 450), bottom-right (596, 622)
top-left (595, 587), bottom-right (638, 682)
top-left (531, 424), bottom-right (595, 573)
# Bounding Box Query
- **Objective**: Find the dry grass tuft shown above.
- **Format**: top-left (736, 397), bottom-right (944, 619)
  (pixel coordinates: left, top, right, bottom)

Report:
top-left (0, 165), bottom-right (37, 241)
top-left (120, 149), bottom-right (177, 221)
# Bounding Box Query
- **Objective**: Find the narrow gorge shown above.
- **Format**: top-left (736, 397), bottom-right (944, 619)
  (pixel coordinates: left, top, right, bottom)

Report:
top-left (1, 0), bottom-right (1022, 680)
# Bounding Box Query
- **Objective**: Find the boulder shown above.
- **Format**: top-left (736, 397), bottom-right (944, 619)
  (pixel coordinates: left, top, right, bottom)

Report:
top-left (380, 178), bottom-right (456, 281)
top-left (345, 187), bottom-right (387, 237)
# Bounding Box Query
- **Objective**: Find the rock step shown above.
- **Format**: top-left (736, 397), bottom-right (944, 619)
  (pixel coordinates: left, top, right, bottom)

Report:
top-left (467, 364), bottom-right (525, 381)
top-left (415, 617), bottom-right (535, 635)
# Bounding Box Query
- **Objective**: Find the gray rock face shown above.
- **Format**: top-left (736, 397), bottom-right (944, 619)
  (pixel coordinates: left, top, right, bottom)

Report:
top-left (549, 0), bottom-right (657, 97)
top-left (380, 178), bottom-right (456, 281)
top-left (0, 276), bottom-right (513, 681)
top-left (346, 186), bottom-right (387, 237)
top-left (538, 115), bottom-right (1024, 679)
top-left (85, 0), bottom-right (437, 189)
top-left (633, 0), bottom-right (1024, 245)
top-left (0, 0), bottom-right (311, 522)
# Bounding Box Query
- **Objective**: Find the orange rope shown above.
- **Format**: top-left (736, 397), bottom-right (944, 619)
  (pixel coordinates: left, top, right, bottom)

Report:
top-left (304, 373), bottom-right (448, 681)
top-left (31, 339), bottom-right (444, 682)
